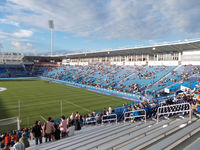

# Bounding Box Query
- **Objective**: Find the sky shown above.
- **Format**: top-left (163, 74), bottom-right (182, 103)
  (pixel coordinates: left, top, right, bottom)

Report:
top-left (0, 0), bottom-right (200, 55)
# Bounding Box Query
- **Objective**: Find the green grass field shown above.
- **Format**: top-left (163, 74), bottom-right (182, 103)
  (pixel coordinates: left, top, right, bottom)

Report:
top-left (0, 79), bottom-right (131, 128)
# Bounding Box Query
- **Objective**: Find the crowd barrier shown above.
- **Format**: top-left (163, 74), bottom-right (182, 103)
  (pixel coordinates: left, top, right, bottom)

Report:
top-left (38, 76), bottom-right (148, 102)
top-left (102, 114), bottom-right (117, 124)
top-left (86, 117), bottom-right (96, 124)
top-left (124, 109), bottom-right (146, 123)
top-left (0, 77), bottom-right (37, 80)
top-left (157, 103), bottom-right (192, 123)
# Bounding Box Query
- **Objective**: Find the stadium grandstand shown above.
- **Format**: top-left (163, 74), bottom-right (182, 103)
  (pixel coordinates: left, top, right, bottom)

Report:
top-left (1, 0), bottom-right (200, 149)
top-left (0, 40), bottom-right (200, 150)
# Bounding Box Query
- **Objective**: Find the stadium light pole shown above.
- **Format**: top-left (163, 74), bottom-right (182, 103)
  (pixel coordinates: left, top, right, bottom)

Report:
top-left (48, 20), bottom-right (54, 57)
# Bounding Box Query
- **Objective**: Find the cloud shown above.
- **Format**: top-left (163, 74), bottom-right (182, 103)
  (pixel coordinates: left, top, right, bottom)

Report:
top-left (156, 0), bottom-right (200, 34)
top-left (10, 41), bottom-right (37, 54)
top-left (0, 29), bottom-right (33, 40)
top-left (13, 29), bottom-right (33, 38)
top-left (11, 41), bottom-right (32, 50)
top-left (0, 31), bottom-right (12, 39)
top-left (3, 0), bottom-right (200, 40)
top-left (0, 19), bottom-right (19, 27)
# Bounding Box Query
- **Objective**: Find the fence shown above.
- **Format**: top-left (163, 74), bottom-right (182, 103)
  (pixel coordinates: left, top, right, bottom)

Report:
top-left (124, 109), bottom-right (146, 123)
top-left (38, 76), bottom-right (148, 102)
top-left (157, 103), bottom-right (192, 123)
top-left (102, 114), bottom-right (117, 124)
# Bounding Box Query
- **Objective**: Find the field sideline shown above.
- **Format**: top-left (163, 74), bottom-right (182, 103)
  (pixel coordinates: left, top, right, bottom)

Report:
top-left (0, 79), bottom-right (131, 128)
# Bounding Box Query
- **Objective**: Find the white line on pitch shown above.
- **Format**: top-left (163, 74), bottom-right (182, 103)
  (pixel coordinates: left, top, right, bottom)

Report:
top-left (62, 100), bottom-right (90, 112)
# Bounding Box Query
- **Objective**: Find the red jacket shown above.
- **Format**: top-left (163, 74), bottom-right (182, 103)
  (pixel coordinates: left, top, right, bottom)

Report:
top-left (5, 136), bottom-right (11, 144)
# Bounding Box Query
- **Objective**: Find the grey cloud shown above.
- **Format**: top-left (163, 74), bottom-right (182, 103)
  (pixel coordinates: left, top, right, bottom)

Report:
top-left (5, 0), bottom-right (200, 40)
top-left (10, 41), bottom-right (37, 55)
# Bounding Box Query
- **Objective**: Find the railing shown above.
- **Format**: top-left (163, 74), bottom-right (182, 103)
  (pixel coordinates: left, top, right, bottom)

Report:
top-left (157, 103), bottom-right (192, 123)
top-left (124, 109), bottom-right (146, 123)
top-left (102, 114), bottom-right (117, 124)
top-left (38, 76), bottom-right (147, 102)
top-left (159, 99), bottom-right (186, 107)
top-left (86, 117), bottom-right (96, 124)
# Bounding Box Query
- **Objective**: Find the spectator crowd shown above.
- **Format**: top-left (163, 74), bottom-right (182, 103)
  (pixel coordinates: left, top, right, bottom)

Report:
top-left (43, 64), bottom-right (200, 97)
top-left (1, 64), bottom-right (200, 149)
top-left (1, 86), bottom-right (200, 149)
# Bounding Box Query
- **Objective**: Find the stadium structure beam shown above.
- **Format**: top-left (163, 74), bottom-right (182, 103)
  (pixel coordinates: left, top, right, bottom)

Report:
top-left (186, 43), bottom-right (200, 49)
top-left (168, 45), bottom-right (182, 52)
top-left (65, 40), bottom-right (200, 59)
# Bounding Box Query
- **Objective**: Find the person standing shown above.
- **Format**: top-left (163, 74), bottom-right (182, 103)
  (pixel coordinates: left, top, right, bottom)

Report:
top-left (74, 117), bottom-right (81, 130)
top-left (13, 138), bottom-right (24, 150)
top-left (54, 123), bottom-right (60, 140)
top-left (108, 106), bottom-right (112, 114)
top-left (19, 133), bottom-right (29, 148)
top-left (70, 113), bottom-right (74, 125)
top-left (66, 116), bottom-right (70, 128)
top-left (59, 115), bottom-right (67, 138)
top-left (32, 121), bottom-right (42, 145)
top-left (4, 133), bottom-right (11, 146)
top-left (44, 117), bottom-right (55, 142)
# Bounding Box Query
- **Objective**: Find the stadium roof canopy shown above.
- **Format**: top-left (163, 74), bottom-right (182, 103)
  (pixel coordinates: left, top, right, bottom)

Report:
top-left (66, 40), bottom-right (200, 59)
top-left (24, 56), bottom-right (64, 62)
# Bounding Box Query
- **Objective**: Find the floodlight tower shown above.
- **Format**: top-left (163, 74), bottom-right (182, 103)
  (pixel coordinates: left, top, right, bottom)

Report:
top-left (48, 20), bottom-right (54, 57)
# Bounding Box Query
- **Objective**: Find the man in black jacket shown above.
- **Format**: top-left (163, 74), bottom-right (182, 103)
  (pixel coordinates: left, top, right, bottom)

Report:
top-left (32, 121), bottom-right (42, 145)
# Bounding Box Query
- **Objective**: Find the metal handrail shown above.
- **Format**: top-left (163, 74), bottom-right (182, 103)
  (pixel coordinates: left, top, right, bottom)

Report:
top-left (86, 117), bottom-right (96, 124)
top-left (157, 102), bottom-right (192, 123)
top-left (102, 114), bottom-right (117, 124)
top-left (124, 109), bottom-right (146, 123)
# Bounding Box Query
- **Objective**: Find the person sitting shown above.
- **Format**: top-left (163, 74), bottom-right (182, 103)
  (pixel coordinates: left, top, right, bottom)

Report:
top-left (130, 106), bottom-right (139, 122)
top-left (66, 124), bottom-right (75, 137)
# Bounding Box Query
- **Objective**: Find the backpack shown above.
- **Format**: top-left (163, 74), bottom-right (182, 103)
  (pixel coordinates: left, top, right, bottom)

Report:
top-left (197, 105), bottom-right (200, 113)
